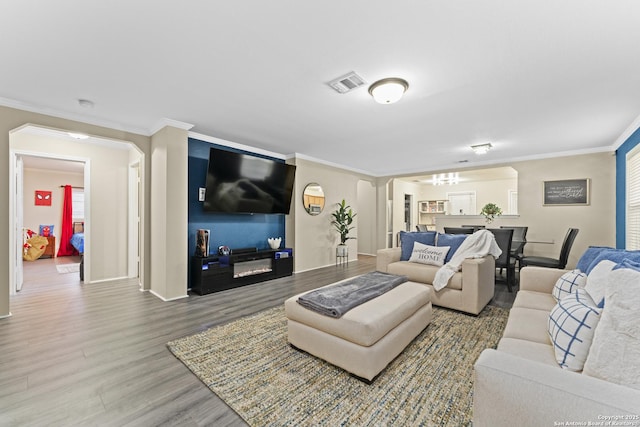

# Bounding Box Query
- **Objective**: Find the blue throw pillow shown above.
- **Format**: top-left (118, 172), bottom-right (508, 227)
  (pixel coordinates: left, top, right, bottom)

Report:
top-left (399, 231), bottom-right (436, 261)
top-left (575, 246), bottom-right (613, 273)
top-left (585, 249), bottom-right (640, 275)
top-left (436, 233), bottom-right (468, 263)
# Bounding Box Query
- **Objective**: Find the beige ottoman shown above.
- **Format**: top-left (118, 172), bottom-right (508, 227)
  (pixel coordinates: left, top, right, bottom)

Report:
top-left (284, 279), bottom-right (432, 382)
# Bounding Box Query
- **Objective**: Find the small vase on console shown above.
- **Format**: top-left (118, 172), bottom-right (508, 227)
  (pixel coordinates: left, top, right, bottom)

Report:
top-left (267, 237), bottom-right (282, 250)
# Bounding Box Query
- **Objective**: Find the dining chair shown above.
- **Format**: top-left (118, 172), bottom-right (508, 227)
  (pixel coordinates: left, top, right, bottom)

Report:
top-left (443, 227), bottom-right (474, 235)
top-left (462, 225), bottom-right (486, 232)
top-left (520, 228), bottom-right (579, 269)
top-left (500, 226), bottom-right (528, 269)
top-left (416, 224), bottom-right (429, 231)
top-left (488, 228), bottom-right (515, 292)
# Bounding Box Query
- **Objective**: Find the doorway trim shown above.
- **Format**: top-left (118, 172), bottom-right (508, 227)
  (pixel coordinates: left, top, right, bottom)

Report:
top-left (9, 150), bottom-right (91, 293)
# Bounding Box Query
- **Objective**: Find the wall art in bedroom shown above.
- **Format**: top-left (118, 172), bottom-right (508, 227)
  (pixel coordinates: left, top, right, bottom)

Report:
top-left (35, 190), bottom-right (52, 206)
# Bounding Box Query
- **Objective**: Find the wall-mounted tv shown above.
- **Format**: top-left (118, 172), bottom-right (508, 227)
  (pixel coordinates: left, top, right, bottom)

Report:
top-left (203, 147), bottom-right (296, 214)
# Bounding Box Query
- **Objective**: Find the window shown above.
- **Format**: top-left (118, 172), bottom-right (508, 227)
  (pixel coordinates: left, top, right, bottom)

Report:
top-left (72, 187), bottom-right (85, 221)
top-left (626, 146), bottom-right (640, 249)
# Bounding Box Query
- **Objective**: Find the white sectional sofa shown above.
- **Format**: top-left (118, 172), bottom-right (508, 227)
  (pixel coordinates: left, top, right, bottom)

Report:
top-left (474, 266), bottom-right (640, 426)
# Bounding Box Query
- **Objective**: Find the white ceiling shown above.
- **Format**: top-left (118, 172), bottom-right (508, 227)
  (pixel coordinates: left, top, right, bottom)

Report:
top-left (2, 1), bottom-right (640, 176)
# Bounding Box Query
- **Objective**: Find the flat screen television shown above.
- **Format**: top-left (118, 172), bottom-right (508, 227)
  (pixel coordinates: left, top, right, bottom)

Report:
top-left (203, 147), bottom-right (296, 214)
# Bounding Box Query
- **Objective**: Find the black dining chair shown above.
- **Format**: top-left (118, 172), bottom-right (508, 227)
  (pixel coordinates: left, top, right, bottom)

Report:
top-left (444, 227), bottom-right (474, 235)
top-left (462, 225), bottom-right (486, 232)
top-left (520, 228), bottom-right (579, 269)
top-left (488, 228), bottom-right (515, 292)
top-left (500, 226), bottom-right (528, 269)
top-left (416, 224), bottom-right (429, 231)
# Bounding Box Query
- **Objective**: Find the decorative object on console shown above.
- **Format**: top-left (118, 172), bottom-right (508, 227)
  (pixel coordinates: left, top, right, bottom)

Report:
top-left (267, 237), bottom-right (281, 250)
top-left (35, 190), bottom-right (52, 206)
top-left (480, 202), bottom-right (502, 224)
top-left (331, 199), bottom-right (357, 258)
top-left (195, 229), bottom-right (210, 257)
top-left (218, 245), bottom-right (231, 256)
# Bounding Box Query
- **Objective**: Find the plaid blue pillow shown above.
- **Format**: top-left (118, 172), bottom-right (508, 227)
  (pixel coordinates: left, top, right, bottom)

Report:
top-left (548, 288), bottom-right (601, 371)
top-left (552, 270), bottom-right (587, 301)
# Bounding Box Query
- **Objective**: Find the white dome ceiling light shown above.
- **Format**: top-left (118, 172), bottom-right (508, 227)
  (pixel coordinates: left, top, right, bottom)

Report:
top-left (368, 78), bottom-right (409, 104)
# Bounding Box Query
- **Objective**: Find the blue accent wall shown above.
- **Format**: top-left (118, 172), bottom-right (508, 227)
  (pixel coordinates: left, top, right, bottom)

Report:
top-left (615, 126), bottom-right (640, 248)
top-left (188, 137), bottom-right (286, 257)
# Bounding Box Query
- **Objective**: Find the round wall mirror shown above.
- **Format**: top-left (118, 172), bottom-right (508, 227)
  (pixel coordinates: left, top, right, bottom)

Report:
top-left (302, 183), bottom-right (325, 215)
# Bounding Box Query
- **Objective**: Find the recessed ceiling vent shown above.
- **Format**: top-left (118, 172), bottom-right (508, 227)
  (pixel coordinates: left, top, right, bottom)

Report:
top-left (327, 71), bottom-right (366, 94)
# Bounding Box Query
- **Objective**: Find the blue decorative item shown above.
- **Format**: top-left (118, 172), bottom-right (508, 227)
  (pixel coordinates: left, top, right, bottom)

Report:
top-left (399, 231), bottom-right (436, 261)
top-left (436, 233), bottom-right (468, 263)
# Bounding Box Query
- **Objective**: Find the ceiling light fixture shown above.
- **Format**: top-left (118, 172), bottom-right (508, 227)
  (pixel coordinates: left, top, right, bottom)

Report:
top-left (431, 172), bottom-right (459, 186)
top-left (471, 143), bottom-right (493, 155)
top-left (368, 78), bottom-right (409, 104)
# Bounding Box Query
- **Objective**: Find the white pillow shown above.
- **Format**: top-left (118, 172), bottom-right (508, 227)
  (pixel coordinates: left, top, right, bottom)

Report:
top-left (584, 259), bottom-right (616, 308)
top-left (548, 288), bottom-right (601, 372)
top-left (408, 242), bottom-right (450, 267)
top-left (583, 264), bottom-right (640, 390)
top-left (552, 269), bottom-right (587, 301)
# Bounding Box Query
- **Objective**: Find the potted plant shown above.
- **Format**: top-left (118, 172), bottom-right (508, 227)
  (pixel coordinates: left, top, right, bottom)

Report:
top-left (331, 199), bottom-right (357, 256)
top-left (480, 203), bottom-right (502, 224)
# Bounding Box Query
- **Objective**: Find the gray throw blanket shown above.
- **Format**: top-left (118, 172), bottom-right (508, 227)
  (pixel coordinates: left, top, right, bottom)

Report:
top-left (297, 271), bottom-right (408, 318)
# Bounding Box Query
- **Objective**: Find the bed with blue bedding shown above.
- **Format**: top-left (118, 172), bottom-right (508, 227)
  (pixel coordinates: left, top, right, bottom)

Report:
top-left (71, 222), bottom-right (85, 280)
top-left (70, 232), bottom-right (84, 254)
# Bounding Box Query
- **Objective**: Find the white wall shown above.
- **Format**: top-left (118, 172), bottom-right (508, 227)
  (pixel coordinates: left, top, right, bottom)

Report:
top-left (513, 152), bottom-right (615, 269)
top-left (23, 167), bottom-right (84, 254)
top-left (357, 180), bottom-right (377, 255)
top-left (288, 157), bottom-right (375, 272)
top-left (384, 152), bottom-right (615, 270)
top-left (150, 126), bottom-right (188, 301)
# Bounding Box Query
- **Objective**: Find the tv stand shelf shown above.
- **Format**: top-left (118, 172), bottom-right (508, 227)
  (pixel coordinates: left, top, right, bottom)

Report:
top-left (190, 248), bottom-right (293, 295)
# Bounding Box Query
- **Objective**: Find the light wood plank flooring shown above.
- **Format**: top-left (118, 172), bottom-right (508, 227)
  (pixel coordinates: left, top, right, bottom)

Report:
top-left (1, 255), bottom-right (515, 426)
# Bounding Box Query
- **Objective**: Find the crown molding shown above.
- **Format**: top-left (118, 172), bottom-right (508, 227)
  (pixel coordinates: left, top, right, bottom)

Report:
top-left (612, 113), bottom-right (640, 150)
top-left (0, 96), bottom-right (149, 136)
top-left (188, 131), bottom-right (287, 160)
top-left (149, 118), bottom-right (194, 135)
top-left (291, 152), bottom-right (375, 177)
top-left (380, 145), bottom-right (615, 178)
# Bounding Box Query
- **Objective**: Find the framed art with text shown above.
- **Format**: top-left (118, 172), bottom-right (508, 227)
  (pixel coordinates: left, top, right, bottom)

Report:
top-left (543, 179), bottom-right (590, 206)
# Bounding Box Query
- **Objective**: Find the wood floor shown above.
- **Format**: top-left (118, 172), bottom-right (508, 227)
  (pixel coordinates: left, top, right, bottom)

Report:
top-left (1, 255), bottom-right (515, 426)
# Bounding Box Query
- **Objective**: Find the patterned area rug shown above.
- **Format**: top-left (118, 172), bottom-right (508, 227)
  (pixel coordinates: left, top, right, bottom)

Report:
top-left (168, 304), bottom-right (509, 426)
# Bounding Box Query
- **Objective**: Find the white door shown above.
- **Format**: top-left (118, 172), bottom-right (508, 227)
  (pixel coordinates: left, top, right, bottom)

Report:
top-left (128, 163), bottom-right (140, 279)
top-left (15, 155), bottom-right (24, 292)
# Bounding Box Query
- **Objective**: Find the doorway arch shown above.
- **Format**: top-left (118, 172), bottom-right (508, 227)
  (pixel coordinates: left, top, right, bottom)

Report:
top-left (9, 124), bottom-right (145, 295)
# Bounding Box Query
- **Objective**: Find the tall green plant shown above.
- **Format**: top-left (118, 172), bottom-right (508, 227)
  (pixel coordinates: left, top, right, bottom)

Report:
top-left (331, 199), bottom-right (357, 245)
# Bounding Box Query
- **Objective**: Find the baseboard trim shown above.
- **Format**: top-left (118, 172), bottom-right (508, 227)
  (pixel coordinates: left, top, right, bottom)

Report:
top-left (149, 290), bottom-right (189, 302)
top-left (0, 312), bottom-right (13, 320)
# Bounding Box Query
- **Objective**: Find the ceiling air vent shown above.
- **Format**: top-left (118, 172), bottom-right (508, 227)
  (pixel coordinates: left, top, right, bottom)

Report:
top-left (327, 71), bottom-right (367, 94)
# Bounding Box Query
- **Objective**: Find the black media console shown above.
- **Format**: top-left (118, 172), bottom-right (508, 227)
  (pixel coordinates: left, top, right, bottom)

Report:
top-left (190, 248), bottom-right (293, 295)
